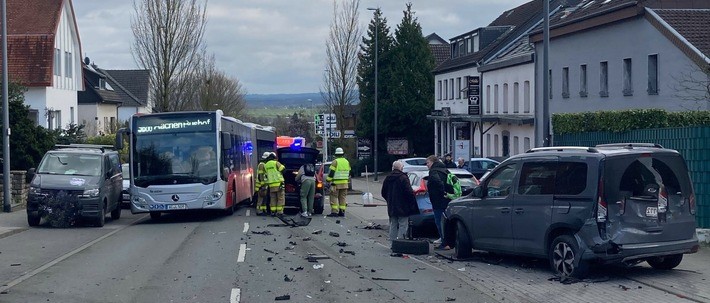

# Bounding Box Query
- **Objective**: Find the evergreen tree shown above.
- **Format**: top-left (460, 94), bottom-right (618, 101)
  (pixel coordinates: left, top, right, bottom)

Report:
top-left (387, 3), bottom-right (435, 156)
top-left (0, 83), bottom-right (56, 170)
top-left (356, 8), bottom-right (394, 141)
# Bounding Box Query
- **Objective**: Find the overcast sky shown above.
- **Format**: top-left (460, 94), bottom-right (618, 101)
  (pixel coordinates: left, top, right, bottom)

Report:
top-left (73, 0), bottom-right (530, 95)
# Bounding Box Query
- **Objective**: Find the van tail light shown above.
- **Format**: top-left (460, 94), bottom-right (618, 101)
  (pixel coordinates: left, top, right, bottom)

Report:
top-left (689, 192), bottom-right (696, 215)
top-left (597, 177), bottom-right (607, 223)
top-left (658, 185), bottom-right (668, 214)
top-left (316, 181), bottom-right (323, 189)
top-left (414, 179), bottom-right (428, 196)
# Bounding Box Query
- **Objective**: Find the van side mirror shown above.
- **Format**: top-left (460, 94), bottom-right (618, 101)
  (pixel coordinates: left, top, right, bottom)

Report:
top-left (462, 187), bottom-right (474, 196)
top-left (220, 132), bottom-right (232, 150)
top-left (473, 186), bottom-right (484, 198)
top-left (27, 168), bottom-right (36, 183)
top-left (115, 128), bottom-right (127, 150)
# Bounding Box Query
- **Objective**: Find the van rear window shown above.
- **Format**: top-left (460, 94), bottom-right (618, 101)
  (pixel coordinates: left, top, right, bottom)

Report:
top-left (605, 154), bottom-right (690, 201)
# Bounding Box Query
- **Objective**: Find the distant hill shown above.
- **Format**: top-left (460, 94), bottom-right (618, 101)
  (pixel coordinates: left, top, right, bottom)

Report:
top-left (245, 93), bottom-right (324, 108)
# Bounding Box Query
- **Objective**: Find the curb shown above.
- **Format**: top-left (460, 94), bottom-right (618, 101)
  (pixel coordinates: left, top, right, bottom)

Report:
top-left (698, 229), bottom-right (710, 246)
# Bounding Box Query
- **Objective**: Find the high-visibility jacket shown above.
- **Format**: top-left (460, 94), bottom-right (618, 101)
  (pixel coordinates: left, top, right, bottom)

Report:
top-left (326, 157), bottom-right (350, 185)
top-left (255, 162), bottom-right (267, 192)
top-left (264, 160), bottom-right (284, 188)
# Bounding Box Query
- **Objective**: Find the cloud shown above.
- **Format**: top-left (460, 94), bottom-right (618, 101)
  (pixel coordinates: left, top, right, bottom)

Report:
top-left (73, 0), bottom-right (530, 94)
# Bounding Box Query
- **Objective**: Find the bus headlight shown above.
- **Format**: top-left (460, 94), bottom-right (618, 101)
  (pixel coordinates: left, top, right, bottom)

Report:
top-left (211, 191), bottom-right (223, 200)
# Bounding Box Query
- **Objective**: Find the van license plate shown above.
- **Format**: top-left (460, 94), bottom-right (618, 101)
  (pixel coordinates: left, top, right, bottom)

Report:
top-left (167, 204), bottom-right (187, 210)
top-left (645, 207), bottom-right (658, 217)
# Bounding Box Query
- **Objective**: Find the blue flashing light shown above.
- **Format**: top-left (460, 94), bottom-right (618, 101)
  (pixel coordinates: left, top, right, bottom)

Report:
top-left (290, 137), bottom-right (304, 149)
top-left (244, 141), bottom-right (254, 152)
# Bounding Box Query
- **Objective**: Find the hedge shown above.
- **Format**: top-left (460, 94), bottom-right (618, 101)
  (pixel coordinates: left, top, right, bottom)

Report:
top-left (553, 109), bottom-right (710, 134)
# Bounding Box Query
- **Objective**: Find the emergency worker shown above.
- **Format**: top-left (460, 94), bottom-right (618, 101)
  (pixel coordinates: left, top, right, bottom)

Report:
top-left (264, 152), bottom-right (286, 216)
top-left (326, 147), bottom-right (351, 217)
top-left (254, 152), bottom-right (270, 216)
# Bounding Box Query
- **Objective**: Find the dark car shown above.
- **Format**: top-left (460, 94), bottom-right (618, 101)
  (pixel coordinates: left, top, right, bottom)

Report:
top-left (444, 144), bottom-right (700, 278)
top-left (276, 146), bottom-right (324, 214)
top-left (26, 144), bottom-right (123, 227)
top-left (466, 158), bottom-right (500, 179)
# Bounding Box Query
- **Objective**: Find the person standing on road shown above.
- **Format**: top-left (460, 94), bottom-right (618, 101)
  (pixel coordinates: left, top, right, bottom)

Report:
top-left (255, 152), bottom-right (270, 216)
top-left (426, 155), bottom-right (452, 250)
top-left (381, 160), bottom-right (419, 243)
top-left (456, 157), bottom-right (468, 170)
top-left (326, 147), bottom-right (351, 217)
top-left (443, 153), bottom-right (457, 168)
top-left (296, 163), bottom-right (316, 217)
top-left (264, 152), bottom-right (286, 216)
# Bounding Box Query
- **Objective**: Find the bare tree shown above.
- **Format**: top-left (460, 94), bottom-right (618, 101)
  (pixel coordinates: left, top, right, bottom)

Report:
top-left (673, 62), bottom-right (710, 110)
top-left (321, 0), bottom-right (362, 138)
top-left (131, 0), bottom-right (208, 112)
top-left (193, 55), bottom-right (248, 118)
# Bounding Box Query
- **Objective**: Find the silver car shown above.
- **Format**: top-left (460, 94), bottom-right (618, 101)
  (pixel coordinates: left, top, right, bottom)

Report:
top-left (400, 157), bottom-right (428, 173)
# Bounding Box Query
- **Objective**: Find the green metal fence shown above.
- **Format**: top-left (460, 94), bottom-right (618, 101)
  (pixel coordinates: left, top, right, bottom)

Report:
top-left (555, 126), bottom-right (710, 228)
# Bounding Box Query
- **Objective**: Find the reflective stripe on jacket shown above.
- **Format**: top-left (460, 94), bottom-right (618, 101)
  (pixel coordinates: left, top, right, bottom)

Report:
top-left (327, 157), bottom-right (350, 185)
top-left (264, 160), bottom-right (284, 187)
top-left (255, 162), bottom-right (267, 191)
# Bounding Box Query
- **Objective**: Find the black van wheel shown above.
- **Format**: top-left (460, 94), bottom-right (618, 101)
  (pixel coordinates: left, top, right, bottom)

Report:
top-left (150, 212), bottom-right (162, 220)
top-left (111, 203), bottom-right (122, 220)
top-left (95, 204), bottom-right (106, 227)
top-left (313, 198), bottom-right (324, 215)
top-left (647, 254), bottom-right (683, 270)
top-left (454, 221), bottom-right (473, 259)
top-left (27, 211), bottom-right (41, 227)
top-left (549, 235), bottom-right (588, 278)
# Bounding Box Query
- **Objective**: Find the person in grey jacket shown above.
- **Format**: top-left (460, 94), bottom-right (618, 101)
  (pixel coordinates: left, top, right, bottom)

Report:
top-left (426, 155), bottom-right (452, 250)
top-left (381, 160), bottom-right (419, 243)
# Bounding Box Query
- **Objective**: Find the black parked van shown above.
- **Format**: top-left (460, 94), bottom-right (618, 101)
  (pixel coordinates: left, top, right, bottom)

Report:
top-left (26, 145), bottom-right (123, 227)
top-left (444, 143), bottom-right (700, 278)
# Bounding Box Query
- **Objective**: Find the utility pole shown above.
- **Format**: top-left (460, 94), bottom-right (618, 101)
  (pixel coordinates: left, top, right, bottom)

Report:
top-left (542, 0), bottom-right (551, 147)
top-left (367, 7), bottom-right (379, 181)
top-left (2, 0), bottom-right (11, 212)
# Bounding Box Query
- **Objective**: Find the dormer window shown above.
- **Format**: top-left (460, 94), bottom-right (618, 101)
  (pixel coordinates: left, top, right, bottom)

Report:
top-left (99, 78), bottom-right (106, 90)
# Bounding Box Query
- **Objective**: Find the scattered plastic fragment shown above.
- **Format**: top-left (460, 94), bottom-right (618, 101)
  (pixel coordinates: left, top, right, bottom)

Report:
top-left (329, 231), bottom-right (340, 237)
top-left (313, 264), bottom-right (324, 269)
top-left (312, 230), bottom-right (323, 235)
top-left (275, 294), bottom-right (291, 300)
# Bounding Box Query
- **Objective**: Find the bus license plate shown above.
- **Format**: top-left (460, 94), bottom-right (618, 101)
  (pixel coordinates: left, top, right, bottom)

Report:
top-left (645, 207), bottom-right (658, 217)
top-left (167, 204), bottom-right (187, 210)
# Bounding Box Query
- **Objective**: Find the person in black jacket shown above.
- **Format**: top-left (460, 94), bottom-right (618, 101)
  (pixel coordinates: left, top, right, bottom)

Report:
top-left (381, 160), bottom-right (419, 244)
top-left (426, 155), bottom-right (452, 250)
top-left (443, 154), bottom-right (457, 168)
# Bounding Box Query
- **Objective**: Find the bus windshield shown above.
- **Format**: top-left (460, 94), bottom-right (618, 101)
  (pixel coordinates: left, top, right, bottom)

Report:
top-left (132, 114), bottom-right (218, 187)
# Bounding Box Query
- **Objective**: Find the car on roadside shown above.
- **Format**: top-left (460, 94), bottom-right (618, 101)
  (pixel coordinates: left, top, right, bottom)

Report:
top-left (444, 143), bottom-right (700, 278)
top-left (277, 146), bottom-right (324, 214)
top-left (121, 163), bottom-right (130, 208)
top-left (407, 168), bottom-right (478, 237)
top-left (400, 157), bottom-right (428, 173)
top-left (26, 144), bottom-right (123, 227)
top-left (467, 158), bottom-right (500, 179)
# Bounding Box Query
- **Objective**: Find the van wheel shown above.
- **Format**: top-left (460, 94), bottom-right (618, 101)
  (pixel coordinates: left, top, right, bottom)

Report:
top-left (549, 235), bottom-right (588, 278)
top-left (95, 204), bottom-right (106, 227)
top-left (454, 221), bottom-right (472, 259)
top-left (313, 198), bottom-right (324, 215)
top-left (111, 204), bottom-right (122, 220)
top-left (647, 254), bottom-right (683, 270)
top-left (150, 212), bottom-right (161, 220)
top-left (27, 211), bottom-right (41, 227)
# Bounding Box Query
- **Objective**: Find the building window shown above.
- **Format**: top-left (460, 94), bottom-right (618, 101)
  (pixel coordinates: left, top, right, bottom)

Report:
top-left (524, 137), bottom-right (531, 152)
top-left (465, 38), bottom-right (471, 54)
top-left (600, 61), bottom-right (609, 97)
top-left (450, 78), bottom-right (454, 100)
top-left (623, 58), bottom-right (632, 96)
top-left (486, 85), bottom-right (491, 114)
top-left (562, 67), bottom-right (569, 98)
top-left (513, 136), bottom-right (519, 155)
top-left (457, 77), bottom-right (462, 99)
top-left (486, 134), bottom-right (491, 156)
top-left (70, 107), bottom-right (74, 124)
top-left (524, 81), bottom-right (531, 113)
top-left (65, 51), bottom-right (72, 78)
top-left (502, 83), bottom-right (509, 113)
top-left (494, 84), bottom-right (499, 113)
top-left (438, 80), bottom-right (442, 100)
top-left (548, 69), bottom-right (553, 99)
top-left (580, 64), bottom-right (588, 97)
top-left (458, 41), bottom-right (464, 57)
top-left (513, 82), bottom-right (520, 113)
top-left (648, 54), bottom-right (658, 95)
top-left (494, 134), bottom-right (499, 156)
top-left (54, 49), bottom-right (61, 76)
top-left (443, 79), bottom-right (448, 100)
top-left (28, 109), bottom-right (39, 126)
top-left (49, 110), bottom-right (62, 130)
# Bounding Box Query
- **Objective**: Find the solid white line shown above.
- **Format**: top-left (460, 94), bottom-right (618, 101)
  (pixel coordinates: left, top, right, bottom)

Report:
top-left (245, 209), bottom-right (251, 216)
top-left (0, 215), bottom-right (147, 293)
top-left (237, 244), bottom-right (247, 263)
top-left (230, 288), bottom-right (241, 303)
top-left (242, 222), bottom-right (249, 233)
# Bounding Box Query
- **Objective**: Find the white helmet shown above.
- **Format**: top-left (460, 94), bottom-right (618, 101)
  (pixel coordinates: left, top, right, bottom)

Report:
top-left (334, 147), bottom-right (344, 155)
top-left (261, 152), bottom-right (270, 159)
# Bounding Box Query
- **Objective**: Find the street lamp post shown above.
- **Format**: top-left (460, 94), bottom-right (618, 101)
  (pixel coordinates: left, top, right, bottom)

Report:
top-left (2, 0), bottom-right (11, 212)
top-left (367, 7), bottom-right (379, 181)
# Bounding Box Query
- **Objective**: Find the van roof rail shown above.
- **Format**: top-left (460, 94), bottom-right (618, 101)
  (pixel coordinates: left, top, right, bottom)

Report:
top-left (55, 144), bottom-right (115, 153)
top-left (595, 143), bottom-right (663, 149)
top-left (526, 146), bottom-right (599, 153)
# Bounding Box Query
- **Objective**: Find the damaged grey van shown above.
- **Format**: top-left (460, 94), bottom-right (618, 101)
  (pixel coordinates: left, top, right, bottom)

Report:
top-left (443, 143), bottom-right (699, 278)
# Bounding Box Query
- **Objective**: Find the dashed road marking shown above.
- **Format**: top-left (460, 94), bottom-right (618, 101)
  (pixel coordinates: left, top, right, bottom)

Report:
top-left (245, 209), bottom-right (251, 216)
top-left (237, 244), bottom-right (247, 263)
top-left (242, 223), bottom-right (249, 233)
top-left (230, 288), bottom-right (241, 303)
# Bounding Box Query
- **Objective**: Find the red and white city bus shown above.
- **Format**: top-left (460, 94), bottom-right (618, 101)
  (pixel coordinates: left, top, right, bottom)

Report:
top-left (117, 111), bottom-right (275, 219)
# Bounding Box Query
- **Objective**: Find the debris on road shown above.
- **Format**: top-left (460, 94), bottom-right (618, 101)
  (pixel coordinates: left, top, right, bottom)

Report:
top-left (333, 241), bottom-right (348, 247)
top-left (313, 264), bottom-right (325, 269)
top-left (10, 263), bottom-right (21, 267)
top-left (312, 230), bottom-right (323, 235)
top-left (619, 284), bottom-right (630, 291)
top-left (285, 246), bottom-right (295, 251)
top-left (267, 257), bottom-right (273, 261)
top-left (289, 241), bottom-right (297, 245)
top-left (252, 230), bottom-right (273, 236)
top-left (362, 223), bottom-right (383, 230)
top-left (336, 220), bottom-right (341, 224)
top-left (306, 254), bottom-right (331, 262)
top-left (302, 237), bottom-right (312, 241)
top-left (278, 215), bottom-right (312, 227)
top-left (457, 268), bottom-right (465, 272)
top-left (290, 266), bottom-right (304, 271)
top-left (446, 297), bottom-right (456, 301)
top-left (372, 277), bottom-right (410, 281)
top-left (275, 294), bottom-right (291, 300)
top-left (329, 231), bottom-right (340, 237)
top-left (264, 249), bottom-right (279, 255)
top-left (353, 288), bottom-right (373, 292)
top-left (284, 275), bottom-right (294, 282)
top-left (390, 253), bottom-right (403, 257)
top-left (339, 248), bottom-right (356, 255)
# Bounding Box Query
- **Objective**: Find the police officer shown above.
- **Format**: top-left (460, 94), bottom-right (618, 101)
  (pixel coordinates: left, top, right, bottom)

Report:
top-left (326, 147), bottom-right (351, 217)
top-left (254, 152), bottom-right (270, 216)
top-left (264, 152), bottom-right (286, 216)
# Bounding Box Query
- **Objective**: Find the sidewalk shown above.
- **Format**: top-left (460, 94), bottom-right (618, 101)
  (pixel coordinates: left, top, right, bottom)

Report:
top-left (0, 208), bottom-right (29, 238)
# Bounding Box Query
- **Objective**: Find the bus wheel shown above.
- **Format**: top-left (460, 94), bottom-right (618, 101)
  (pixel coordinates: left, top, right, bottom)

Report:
top-left (150, 212), bottom-right (161, 220)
